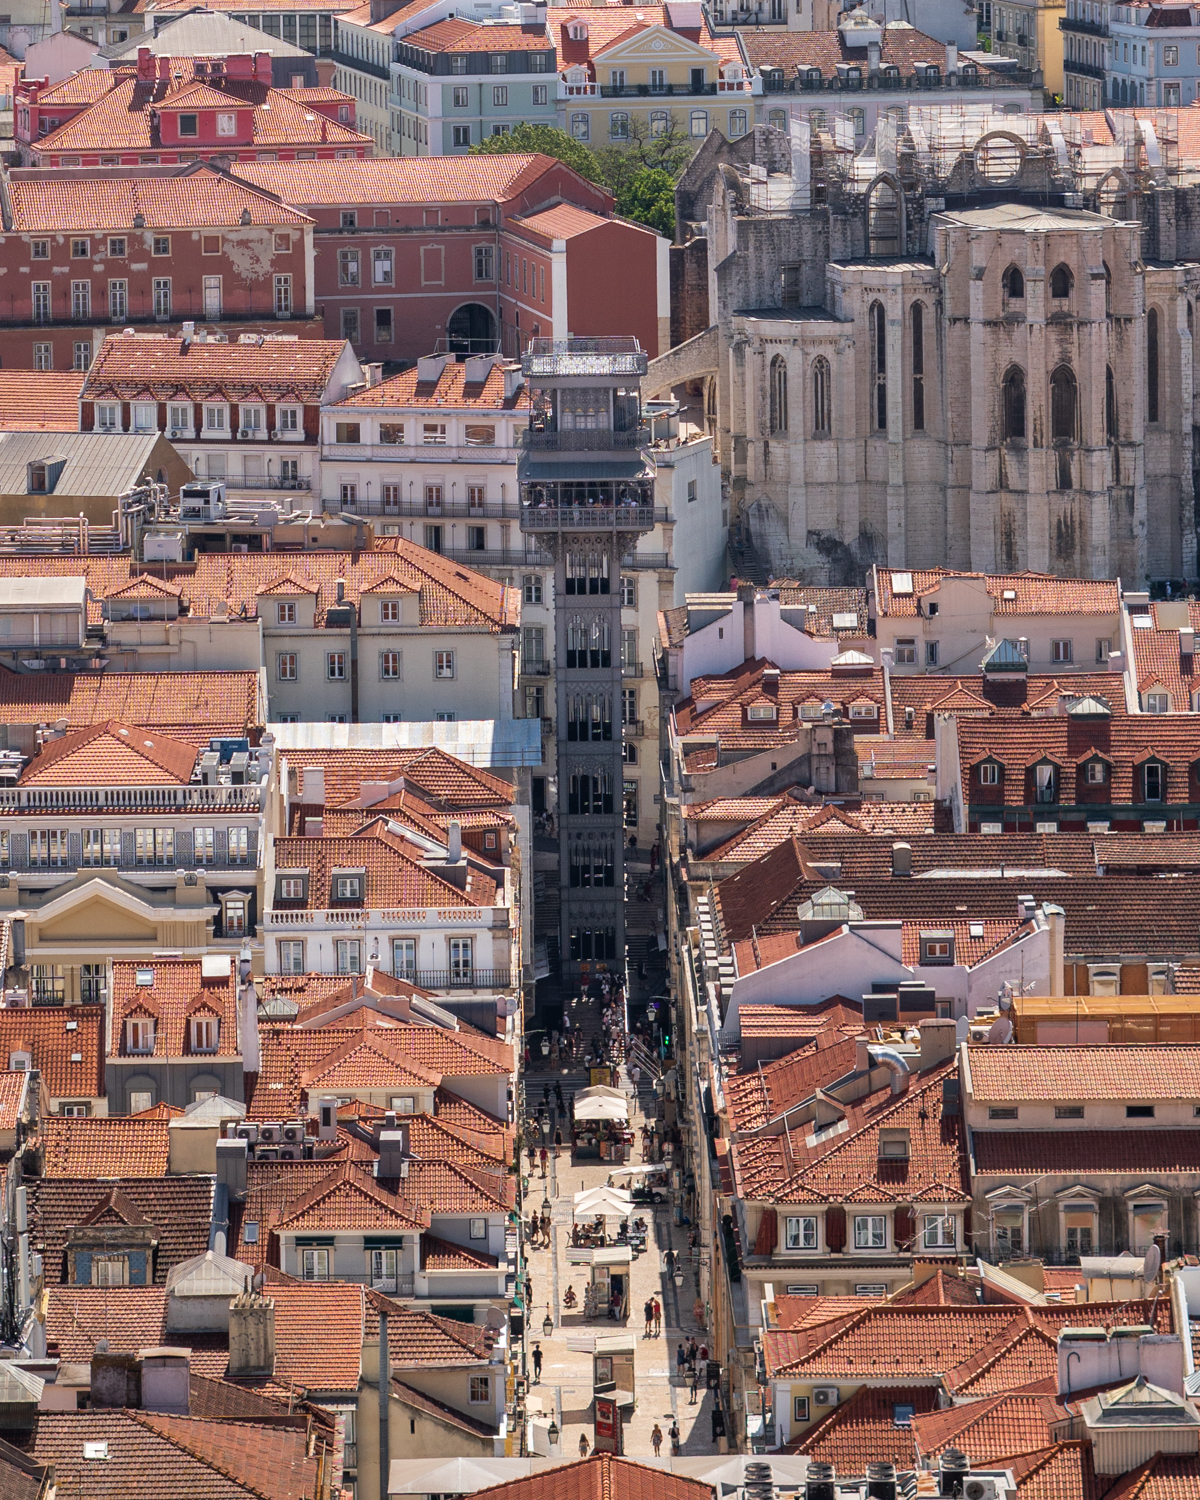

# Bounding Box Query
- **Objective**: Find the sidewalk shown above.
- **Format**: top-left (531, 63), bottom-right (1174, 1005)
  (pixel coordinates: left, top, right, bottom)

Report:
top-left (523, 1072), bottom-right (720, 1459)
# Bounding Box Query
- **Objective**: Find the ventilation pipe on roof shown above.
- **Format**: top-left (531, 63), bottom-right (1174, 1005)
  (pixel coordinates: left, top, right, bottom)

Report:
top-left (867, 1045), bottom-right (910, 1095)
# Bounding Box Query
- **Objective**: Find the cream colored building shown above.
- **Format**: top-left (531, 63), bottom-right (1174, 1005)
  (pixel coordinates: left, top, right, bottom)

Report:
top-left (992, 0), bottom-right (1065, 94)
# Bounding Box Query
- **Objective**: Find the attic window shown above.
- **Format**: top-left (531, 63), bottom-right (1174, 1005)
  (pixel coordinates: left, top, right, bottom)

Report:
top-left (83, 1442), bottom-right (109, 1461)
top-left (891, 572), bottom-right (914, 596)
top-left (920, 931), bottom-right (954, 964)
top-left (135, 968), bottom-right (153, 986)
top-left (244, 1221), bottom-right (259, 1244)
top-left (1002, 589), bottom-right (1017, 601)
top-left (747, 704), bottom-right (776, 720)
top-left (832, 612), bottom-right (858, 631)
top-left (849, 703), bottom-right (877, 719)
top-left (878, 1130), bottom-right (909, 1159)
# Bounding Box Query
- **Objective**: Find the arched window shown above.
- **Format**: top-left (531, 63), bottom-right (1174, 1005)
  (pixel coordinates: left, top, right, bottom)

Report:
top-left (1049, 263), bottom-right (1073, 301)
top-left (1002, 366), bottom-right (1026, 442)
top-left (1103, 261), bottom-right (1112, 316)
top-left (1003, 265), bottom-right (1024, 302)
top-left (911, 301), bottom-right (925, 432)
top-left (769, 354), bottom-right (788, 435)
top-left (1148, 305), bottom-right (1160, 423)
top-left (870, 301), bottom-right (887, 431)
top-left (1051, 365), bottom-right (1078, 442)
top-left (812, 356), bottom-right (831, 435)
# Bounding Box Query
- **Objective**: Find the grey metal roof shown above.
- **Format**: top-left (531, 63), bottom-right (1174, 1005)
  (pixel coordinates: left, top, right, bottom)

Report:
top-left (0, 577), bottom-right (87, 608)
top-left (268, 717), bottom-right (542, 768)
top-left (0, 432), bottom-right (163, 499)
top-left (102, 8), bottom-right (310, 58)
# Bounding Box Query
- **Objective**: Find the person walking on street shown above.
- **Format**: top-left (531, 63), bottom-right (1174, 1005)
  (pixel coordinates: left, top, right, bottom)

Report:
top-left (579, 1433), bottom-right (590, 1458)
top-left (687, 1337), bottom-right (698, 1370)
top-left (540, 1146), bottom-right (548, 1178)
top-left (669, 1419), bottom-right (681, 1456)
top-left (651, 1423), bottom-right (663, 1457)
top-left (532, 1343), bottom-right (543, 1383)
top-left (652, 1298), bottom-right (662, 1337)
top-left (644, 1298), bottom-right (654, 1336)
top-left (540, 1212), bottom-right (551, 1245)
top-left (689, 1369), bottom-right (699, 1404)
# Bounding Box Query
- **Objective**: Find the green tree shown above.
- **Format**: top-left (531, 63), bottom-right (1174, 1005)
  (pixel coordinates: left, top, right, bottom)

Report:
top-left (469, 122), bottom-right (601, 182)
top-left (591, 112), bottom-right (697, 200)
top-left (616, 166), bottom-right (677, 237)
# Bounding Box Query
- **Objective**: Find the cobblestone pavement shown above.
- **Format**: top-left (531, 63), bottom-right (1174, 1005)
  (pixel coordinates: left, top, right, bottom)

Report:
top-left (522, 1071), bottom-right (719, 1460)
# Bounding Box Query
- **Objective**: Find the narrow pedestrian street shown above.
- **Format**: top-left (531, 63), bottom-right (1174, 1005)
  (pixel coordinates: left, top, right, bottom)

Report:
top-left (520, 1070), bottom-right (721, 1460)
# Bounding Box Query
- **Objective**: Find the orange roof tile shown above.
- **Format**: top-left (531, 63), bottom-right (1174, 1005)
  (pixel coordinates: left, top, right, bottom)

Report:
top-left (41, 1115), bottom-right (171, 1177)
top-left (1104, 1453), bottom-right (1200, 1500)
top-left (335, 357), bottom-right (528, 411)
top-left (274, 1160), bottom-right (428, 1231)
top-left (0, 660), bottom-right (262, 739)
top-left (0, 1004), bottom-right (104, 1099)
top-left (273, 827), bottom-right (498, 909)
top-left (516, 203), bottom-right (611, 243)
top-left (796, 1384), bottom-right (934, 1471)
top-left (235, 152), bottom-right (598, 208)
top-left (366, 1290), bottom-right (496, 1365)
top-left (965, 1044), bottom-right (1200, 1101)
top-left (8, 165), bottom-right (312, 232)
top-left (21, 719), bottom-right (199, 787)
top-left (462, 1454), bottom-right (718, 1500)
top-left (283, 744), bottom-right (513, 808)
top-left (911, 1390), bottom-right (1071, 1466)
top-left (0, 1068), bottom-right (26, 1133)
top-left (110, 958), bottom-right (241, 1059)
top-left (0, 372), bottom-right (84, 431)
top-left (874, 568), bottom-right (1121, 618)
top-left (82, 334), bottom-right (352, 404)
top-left (1127, 599), bottom-right (1200, 705)
top-left (402, 16), bottom-right (550, 50)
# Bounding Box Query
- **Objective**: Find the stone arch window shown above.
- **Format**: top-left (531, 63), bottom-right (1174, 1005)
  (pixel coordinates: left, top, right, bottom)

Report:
top-left (769, 354), bottom-right (788, 434)
top-left (911, 301), bottom-right (925, 432)
top-left (1051, 364), bottom-right (1077, 490)
top-left (866, 176), bottom-right (900, 257)
top-left (1003, 264), bottom-right (1024, 303)
top-left (1049, 263), bottom-right (1074, 301)
top-left (1105, 364), bottom-right (1118, 443)
top-left (812, 356), bottom-right (831, 436)
top-left (1148, 305), bottom-right (1161, 424)
top-left (1002, 365), bottom-right (1026, 442)
top-left (870, 300), bottom-right (887, 431)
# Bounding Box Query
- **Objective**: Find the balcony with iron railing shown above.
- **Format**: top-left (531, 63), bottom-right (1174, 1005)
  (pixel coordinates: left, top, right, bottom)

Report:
top-left (621, 661), bottom-right (644, 679)
top-left (518, 426), bottom-right (649, 452)
top-left (521, 658), bottom-right (554, 677)
top-left (522, 338), bottom-right (648, 380)
top-left (1066, 58), bottom-right (1106, 79)
top-left (1060, 14), bottom-right (1108, 34)
top-left (334, 497), bottom-right (523, 520)
top-left (522, 505), bottom-right (665, 530)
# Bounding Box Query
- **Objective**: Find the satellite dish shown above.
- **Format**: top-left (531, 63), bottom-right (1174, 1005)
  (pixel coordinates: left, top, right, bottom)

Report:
top-left (998, 993), bottom-right (1012, 1011)
top-left (485, 1306), bottom-right (505, 1330)
top-left (986, 1016), bottom-right (1013, 1045)
top-left (1143, 1243), bottom-right (1162, 1284)
top-left (955, 1015), bottom-right (970, 1043)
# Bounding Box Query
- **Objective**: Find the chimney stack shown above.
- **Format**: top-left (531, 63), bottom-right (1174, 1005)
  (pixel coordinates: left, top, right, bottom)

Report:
top-left (447, 820), bottom-right (462, 864)
top-left (228, 1291), bottom-right (275, 1377)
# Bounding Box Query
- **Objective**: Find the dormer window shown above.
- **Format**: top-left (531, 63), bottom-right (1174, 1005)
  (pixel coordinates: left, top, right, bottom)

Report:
top-left (127, 1017), bottom-right (154, 1054)
top-left (978, 761), bottom-right (1000, 785)
top-left (849, 702), bottom-right (877, 719)
top-left (191, 1016), bottom-right (218, 1052)
top-left (568, 20), bottom-right (588, 39)
top-left (335, 874), bottom-right (362, 900)
top-left (878, 1129), bottom-right (910, 1159)
top-left (95, 405), bottom-right (118, 431)
top-left (920, 931), bottom-right (954, 965)
top-left (1146, 690), bottom-right (1171, 713)
top-left (747, 704), bottom-right (776, 720)
top-left (1084, 759), bottom-right (1107, 785)
top-left (277, 601), bottom-right (297, 624)
top-left (1034, 762), bottom-right (1057, 803)
top-left (8, 1050), bottom-right (31, 1072)
top-left (279, 875), bottom-right (306, 900)
top-left (1143, 761), bottom-right (1165, 802)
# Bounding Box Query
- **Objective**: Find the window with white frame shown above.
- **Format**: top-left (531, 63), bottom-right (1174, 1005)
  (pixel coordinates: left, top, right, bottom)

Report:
top-left (373, 247), bottom-right (394, 284)
top-left (337, 938), bottom-right (363, 973)
top-left (31, 829), bottom-right (70, 867)
top-left (228, 827), bottom-right (250, 864)
top-left (449, 936), bottom-right (473, 981)
top-left (277, 652), bottom-right (297, 681)
top-left (380, 650), bottom-right (401, 679)
top-left (135, 828), bottom-right (174, 866)
top-left (922, 1213), bottom-right (956, 1248)
top-left (1146, 691), bottom-right (1171, 713)
top-left (279, 939), bottom-right (305, 974)
top-left (127, 1017), bottom-right (155, 1053)
top-left (785, 1215), bottom-right (817, 1250)
top-left (129, 1089), bottom-right (153, 1112)
top-left (393, 937), bottom-right (416, 979)
top-left (82, 828), bottom-right (120, 867)
top-left (277, 406), bottom-right (300, 432)
top-left (132, 402), bottom-right (156, 433)
top-left (299, 1248), bottom-right (330, 1280)
top-left (205, 405), bottom-right (228, 432)
top-left (168, 404), bottom-right (190, 434)
top-left (1051, 639), bottom-right (1073, 663)
top-left (191, 1016), bottom-right (219, 1052)
top-left (894, 638), bottom-right (917, 664)
top-left (854, 1215), bottom-right (886, 1249)
top-left (96, 404), bottom-right (120, 432)
top-left (435, 650), bottom-right (455, 679)
top-left (370, 1247), bottom-right (397, 1289)
top-left (327, 652), bottom-right (347, 680)
top-left (92, 1256), bottom-right (129, 1286)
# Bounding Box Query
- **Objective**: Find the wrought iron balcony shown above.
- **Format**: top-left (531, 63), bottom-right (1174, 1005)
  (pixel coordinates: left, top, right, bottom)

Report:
top-left (521, 505), bottom-right (664, 530)
top-left (518, 427), bottom-right (649, 452)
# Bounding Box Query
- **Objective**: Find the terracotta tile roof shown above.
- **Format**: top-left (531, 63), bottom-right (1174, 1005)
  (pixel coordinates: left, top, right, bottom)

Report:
top-left (231, 1159), bottom-right (338, 1269)
top-left (389, 1374), bottom-right (499, 1438)
top-left (1091, 833), bottom-right (1200, 868)
top-left (402, 16), bottom-right (550, 50)
top-left (335, 357), bottom-right (529, 412)
top-left (702, 800), bottom-right (939, 861)
top-left (365, 1289), bottom-right (494, 1365)
top-left (1127, 599), bottom-right (1200, 704)
top-left (462, 1454), bottom-right (717, 1500)
top-left (0, 660), bottom-right (262, 739)
top-left (795, 1384), bottom-right (934, 1470)
top-left (273, 1160), bottom-right (428, 1231)
top-left (183, 546), bottom-right (517, 633)
top-left (21, 719), bottom-right (199, 787)
top-left (1104, 1454), bottom-right (1200, 1500)
top-left (34, 75), bottom-right (370, 157)
top-left (994, 1441), bottom-right (1101, 1500)
top-left (29, 1176), bottom-right (214, 1285)
top-left (0, 1446), bottom-right (47, 1500)
top-left (7, 166), bottom-right (312, 233)
top-left (966, 1044), bottom-right (1200, 1101)
top-left (973, 1129), bottom-right (1200, 1174)
top-left (131, 1411), bottom-right (323, 1500)
top-left (900, 917), bottom-right (1033, 967)
top-left (874, 569), bottom-right (1121, 618)
top-left (911, 1390), bottom-right (1070, 1466)
top-left (0, 1004), bottom-right (104, 1100)
top-left (41, 1115), bottom-right (171, 1177)
top-left (942, 1318), bottom-right (1061, 1396)
top-left (110, 957), bottom-right (241, 1059)
top-left (714, 835), bottom-right (811, 944)
top-left (772, 584), bottom-right (871, 637)
top-left (772, 1294), bottom-right (882, 1331)
top-left (548, 5), bottom-right (740, 69)
top-left (725, 1034), bottom-right (860, 1131)
top-left (26, 1409), bottom-right (300, 1500)
top-left (408, 1111), bottom-right (510, 1167)
top-left (0, 1069), bottom-right (25, 1133)
top-left (764, 1301), bottom-right (1169, 1382)
top-left (42, 1280), bottom-right (364, 1393)
top-left (517, 203), bottom-right (610, 243)
top-left (285, 744), bottom-right (513, 809)
top-left (82, 334), bottom-right (351, 404)
top-left (732, 1062), bottom-right (967, 1207)
top-left (682, 795), bottom-right (786, 822)
top-left (741, 22), bottom-right (1005, 79)
top-left (0, 372), bottom-right (85, 431)
top-left (889, 1268), bottom-right (979, 1306)
top-left (401, 1158), bottom-right (515, 1213)
top-left (296, 1029), bottom-right (443, 1091)
top-left (735, 998), bottom-right (865, 1042)
top-left (34, 70), bottom-right (120, 105)
top-left (234, 153), bottom-right (577, 207)
top-left (275, 827), bottom-right (498, 910)
top-left (675, 658), bottom-right (887, 751)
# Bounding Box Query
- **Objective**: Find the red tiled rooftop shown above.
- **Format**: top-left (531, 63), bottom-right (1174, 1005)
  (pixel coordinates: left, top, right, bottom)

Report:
top-left (912, 1390), bottom-right (1071, 1465)
top-left (459, 1454), bottom-right (717, 1500)
top-left (0, 372), bottom-right (85, 431)
top-left (41, 1115), bottom-right (171, 1177)
top-left (8, 165), bottom-right (313, 232)
top-left (874, 568), bottom-right (1121, 618)
top-left (795, 1384), bottom-right (934, 1470)
top-left (0, 1004), bottom-right (104, 1099)
top-left (965, 1044), bottom-right (1200, 1101)
top-left (234, 152), bottom-right (598, 207)
top-left (335, 357), bottom-right (529, 412)
top-left (21, 719), bottom-right (198, 787)
top-left (0, 660), bottom-right (262, 738)
top-left (82, 333), bottom-right (352, 404)
top-left (272, 827), bottom-right (498, 909)
top-left (110, 957), bottom-right (242, 1059)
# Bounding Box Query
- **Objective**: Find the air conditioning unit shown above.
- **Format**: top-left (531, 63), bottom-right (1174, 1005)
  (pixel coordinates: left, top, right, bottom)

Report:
top-left (235, 1123), bottom-right (259, 1144)
top-left (258, 1122), bottom-right (283, 1145)
top-left (169, 427), bottom-right (190, 439)
top-left (281, 1121), bottom-right (305, 1144)
top-left (256, 1145), bottom-right (279, 1161)
top-left (964, 1482), bottom-right (999, 1500)
top-left (277, 1143), bottom-right (303, 1161)
top-left (238, 429), bottom-right (256, 439)
top-left (812, 1386), bottom-right (839, 1408)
